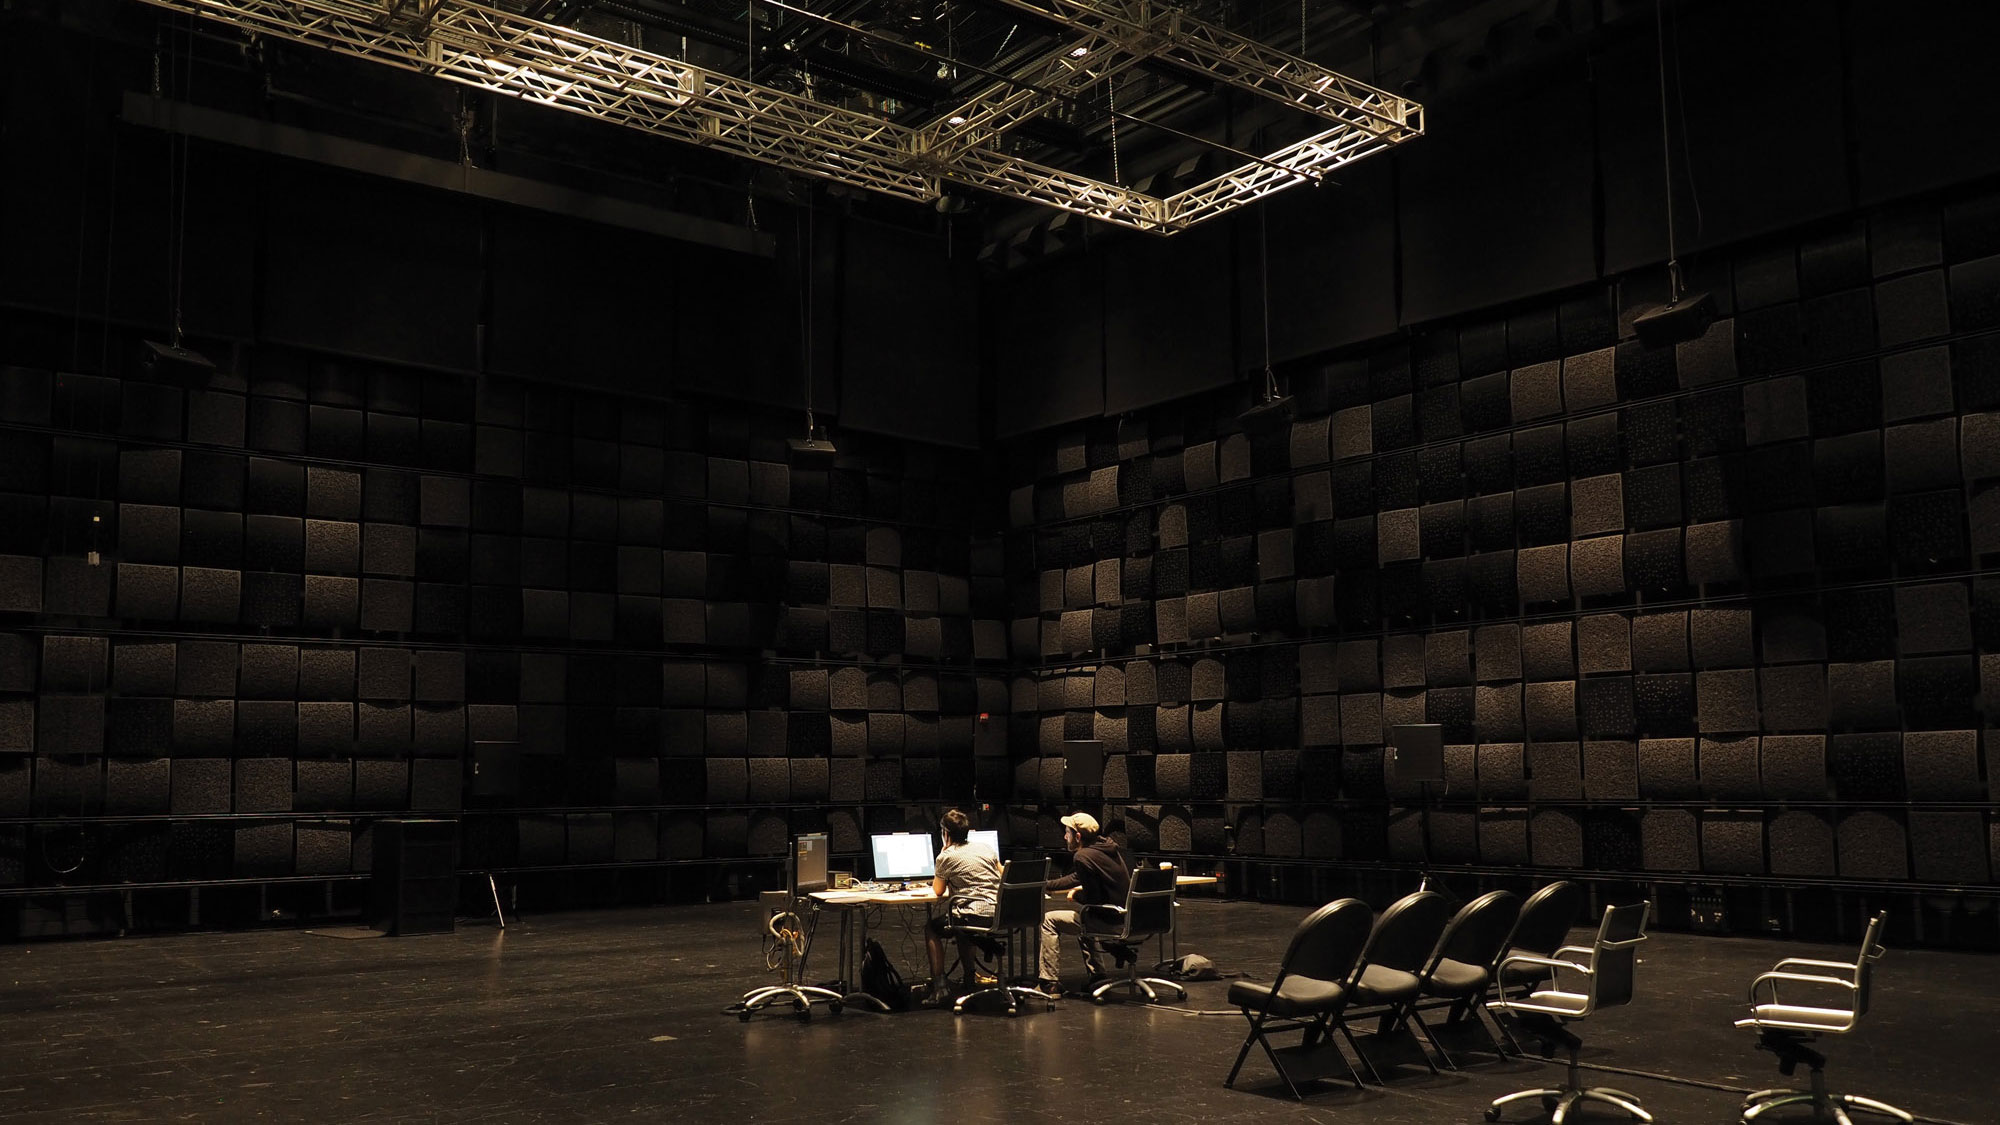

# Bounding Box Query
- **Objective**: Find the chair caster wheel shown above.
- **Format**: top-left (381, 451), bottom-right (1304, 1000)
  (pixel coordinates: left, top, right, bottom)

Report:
top-left (829, 1002), bottom-right (842, 1016)
top-left (739, 1010), bottom-right (752, 1023)
top-left (1484, 1109), bottom-right (1500, 1122)
top-left (1092, 995), bottom-right (1107, 1006)
top-left (797, 1008), bottom-right (811, 1023)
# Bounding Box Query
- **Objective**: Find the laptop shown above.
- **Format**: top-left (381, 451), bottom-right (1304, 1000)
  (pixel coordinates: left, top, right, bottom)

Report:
top-left (967, 828), bottom-right (1000, 854)
top-left (869, 833), bottom-right (937, 882)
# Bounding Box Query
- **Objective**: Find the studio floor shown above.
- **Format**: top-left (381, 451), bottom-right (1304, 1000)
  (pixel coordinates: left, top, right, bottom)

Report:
top-left (0, 895), bottom-right (1991, 1124)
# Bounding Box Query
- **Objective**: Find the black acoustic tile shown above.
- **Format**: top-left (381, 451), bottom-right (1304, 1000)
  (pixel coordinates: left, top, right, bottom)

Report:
top-left (114, 562), bottom-right (178, 620)
top-left (243, 515), bottom-right (304, 573)
top-left (1576, 740), bottom-right (1635, 800)
top-left (1884, 418), bottom-right (1961, 492)
top-left (1513, 425), bottom-right (1567, 487)
top-left (304, 520), bottom-right (360, 575)
top-left (1888, 489), bottom-right (1967, 563)
top-left (1516, 483), bottom-right (1568, 546)
top-left (1900, 729), bottom-right (1980, 800)
top-left (1896, 581), bottom-right (1972, 654)
top-left (1898, 655), bottom-right (1978, 728)
top-left (1697, 668), bottom-right (1759, 733)
top-left (1625, 528), bottom-right (1683, 591)
top-left (1835, 811), bottom-right (1907, 880)
top-left (240, 570), bottom-right (297, 628)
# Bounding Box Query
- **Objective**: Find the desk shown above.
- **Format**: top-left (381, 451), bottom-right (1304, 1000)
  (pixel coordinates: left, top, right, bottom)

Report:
top-left (807, 888), bottom-right (937, 1011)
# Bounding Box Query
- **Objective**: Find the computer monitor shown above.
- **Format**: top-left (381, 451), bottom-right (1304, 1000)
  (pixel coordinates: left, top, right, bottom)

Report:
top-left (869, 833), bottom-right (937, 881)
top-left (793, 833), bottom-right (829, 895)
top-left (1388, 723), bottom-right (1446, 784)
top-left (967, 828), bottom-right (1000, 854)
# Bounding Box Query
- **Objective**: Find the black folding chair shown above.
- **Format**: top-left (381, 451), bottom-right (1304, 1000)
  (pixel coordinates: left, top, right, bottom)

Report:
top-left (1345, 889), bottom-right (1455, 1082)
top-left (1410, 889), bottom-right (1522, 1067)
top-left (1224, 898), bottom-right (1375, 1099)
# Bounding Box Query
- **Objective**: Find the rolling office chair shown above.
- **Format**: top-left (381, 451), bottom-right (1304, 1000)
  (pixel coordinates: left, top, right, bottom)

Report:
top-left (1486, 880), bottom-right (1587, 1054)
top-left (949, 858), bottom-right (1054, 1016)
top-left (1343, 889), bottom-right (1455, 1082)
top-left (1225, 897), bottom-right (1375, 1099)
top-left (1083, 864), bottom-right (1186, 1004)
top-left (1411, 889), bottom-right (1522, 1067)
top-left (1734, 910), bottom-right (1910, 1125)
top-left (1485, 900), bottom-right (1652, 1124)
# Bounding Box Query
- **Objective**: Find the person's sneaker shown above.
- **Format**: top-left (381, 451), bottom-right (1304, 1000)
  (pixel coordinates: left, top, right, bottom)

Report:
top-left (970, 970), bottom-right (1000, 989)
top-left (1036, 979), bottom-right (1065, 999)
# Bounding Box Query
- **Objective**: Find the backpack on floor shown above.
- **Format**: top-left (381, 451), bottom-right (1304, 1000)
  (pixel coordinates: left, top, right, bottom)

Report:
top-left (860, 937), bottom-right (911, 1011)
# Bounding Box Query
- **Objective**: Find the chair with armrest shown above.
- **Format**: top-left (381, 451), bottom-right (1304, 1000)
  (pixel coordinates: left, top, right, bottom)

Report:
top-left (1485, 899), bottom-right (1652, 1124)
top-left (950, 858), bottom-right (1053, 1016)
top-left (1224, 897), bottom-right (1375, 1099)
top-left (1343, 889), bottom-right (1455, 1082)
top-left (1733, 910), bottom-right (1909, 1125)
top-left (1411, 889), bottom-right (1522, 1067)
top-left (1084, 864), bottom-right (1186, 1004)
top-left (1486, 879), bottom-right (1586, 1053)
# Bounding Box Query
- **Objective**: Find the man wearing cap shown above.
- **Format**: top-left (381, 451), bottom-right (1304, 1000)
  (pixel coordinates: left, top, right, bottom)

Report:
top-left (1037, 812), bottom-right (1131, 996)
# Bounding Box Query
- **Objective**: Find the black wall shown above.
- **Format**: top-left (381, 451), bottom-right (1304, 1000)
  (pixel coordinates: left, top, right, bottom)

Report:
top-left (0, 10), bottom-right (998, 912)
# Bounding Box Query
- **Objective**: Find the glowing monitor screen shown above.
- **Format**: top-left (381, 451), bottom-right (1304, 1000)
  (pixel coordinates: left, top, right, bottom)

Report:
top-left (870, 833), bottom-right (937, 881)
top-left (967, 829), bottom-right (1000, 854)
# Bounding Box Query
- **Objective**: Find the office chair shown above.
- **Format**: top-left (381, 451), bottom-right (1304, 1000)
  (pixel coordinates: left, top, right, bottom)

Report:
top-left (1412, 889), bottom-right (1522, 1067)
top-left (1083, 864), bottom-right (1186, 1004)
top-left (1225, 897), bottom-right (1375, 1099)
top-left (1487, 879), bottom-right (1586, 1054)
top-left (1344, 889), bottom-right (1455, 1082)
top-left (1734, 910), bottom-right (1910, 1125)
top-left (950, 858), bottom-right (1054, 1016)
top-left (1485, 900), bottom-right (1652, 1124)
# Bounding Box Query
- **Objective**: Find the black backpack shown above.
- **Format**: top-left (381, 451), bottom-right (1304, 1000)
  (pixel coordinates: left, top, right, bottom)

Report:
top-left (860, 937), bottom-right (911, 1011)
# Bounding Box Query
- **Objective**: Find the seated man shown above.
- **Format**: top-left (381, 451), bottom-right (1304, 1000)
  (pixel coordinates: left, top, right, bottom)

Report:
top-left (1038, 812), bottom-right (1131, 997)
top-left (921, 808), bottom-right (1002, 1004)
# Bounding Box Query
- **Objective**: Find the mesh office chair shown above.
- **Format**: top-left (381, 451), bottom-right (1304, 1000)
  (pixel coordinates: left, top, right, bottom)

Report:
top-left (1485, 900), bottom-right (1652, 1124)
top-left (1225, 897), bottom-right (1375, 1099)
top-left (1487, 880), bottom-right (1586, 1054)
top-left (1412, 889), bottom-right (1522, 1067)
top-left (950, 858), bottom-right (1054, 1016)
top-left (1734, 910), bottom-right (1910, 1125)
top-left (1344, 889), bottom-right (1455, 1082)
top-left (1084, 865), bottom-right (1186, 1004)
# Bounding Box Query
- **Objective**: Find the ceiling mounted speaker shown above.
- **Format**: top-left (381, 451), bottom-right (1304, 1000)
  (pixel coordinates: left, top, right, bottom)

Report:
top-left (1632, 291), bottom-right (1716, 349)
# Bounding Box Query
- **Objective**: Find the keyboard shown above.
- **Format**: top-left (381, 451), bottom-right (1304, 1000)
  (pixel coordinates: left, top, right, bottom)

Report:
top-left (849, 881), bottom-right (924, 893)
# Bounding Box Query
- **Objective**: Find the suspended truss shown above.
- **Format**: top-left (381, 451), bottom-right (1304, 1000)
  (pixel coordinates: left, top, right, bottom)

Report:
top-left (127, 0), bottom-right (1422, 234)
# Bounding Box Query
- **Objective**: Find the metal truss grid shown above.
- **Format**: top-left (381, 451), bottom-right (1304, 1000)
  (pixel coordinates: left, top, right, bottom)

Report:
top-left (128, 0), bottom-right (1423, 234)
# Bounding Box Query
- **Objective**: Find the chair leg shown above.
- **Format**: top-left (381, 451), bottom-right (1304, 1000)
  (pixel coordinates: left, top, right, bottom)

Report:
top-left (1334, 1017), bottom-right (1384, 1085)
top-left (1408, 1004), bottom-right (1457, 1071)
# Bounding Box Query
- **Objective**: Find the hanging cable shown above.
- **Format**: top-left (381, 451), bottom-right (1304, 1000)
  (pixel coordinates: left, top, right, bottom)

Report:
top-left (167, 12), bottom-right (196, 349)
top-left (1107, 75), bottom-right (1121, 185)
top-left (1653, 0), bottom-right (1682, 303)
top-left (1259, 204), bottom-right (1278, 404)
top-left (800, 199), bottom-right (816, 441)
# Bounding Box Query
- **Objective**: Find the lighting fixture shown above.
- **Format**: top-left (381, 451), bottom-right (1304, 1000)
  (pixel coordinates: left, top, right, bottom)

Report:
top-left (125, 0), bottom-right (1424, 237)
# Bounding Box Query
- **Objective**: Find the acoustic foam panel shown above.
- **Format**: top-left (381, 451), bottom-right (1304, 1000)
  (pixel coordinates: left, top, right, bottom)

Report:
top-left (1908, 811), bottom-right (1988, 883)
top-left (1638, 738), bottom-right (1699, 798)
top-left (1582, 741), bottom-right (1638, 800)
top-left (1701, 811), bottom-right (1765, 875)
top-left (1836, 811), bottom-right (1908, 880)
top-left (1903, 730), bottom-right (1981, 800)
top-left (1641, 809), bottom-right (1699, 871)
top-left (1475, 743), bottom-right (1526, 800)
top-left (1760, 665), bottom-right (1829, 732)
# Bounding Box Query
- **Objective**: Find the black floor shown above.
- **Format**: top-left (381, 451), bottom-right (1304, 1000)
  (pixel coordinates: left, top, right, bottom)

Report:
top-left (1, 897), bottom-right (1990, 1124)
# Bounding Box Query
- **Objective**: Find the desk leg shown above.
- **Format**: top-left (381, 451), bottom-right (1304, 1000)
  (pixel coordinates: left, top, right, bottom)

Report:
top-left (839, 905), bottom-right (890, 1012)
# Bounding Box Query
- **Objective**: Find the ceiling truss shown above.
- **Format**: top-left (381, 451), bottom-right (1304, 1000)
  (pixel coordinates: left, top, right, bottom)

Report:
top-left (128, 0), bottom-right (1423, 234)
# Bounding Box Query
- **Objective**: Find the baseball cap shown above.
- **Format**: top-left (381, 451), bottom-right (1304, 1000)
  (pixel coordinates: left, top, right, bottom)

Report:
top-left (1060, 812), bottom-right (1100, 834)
